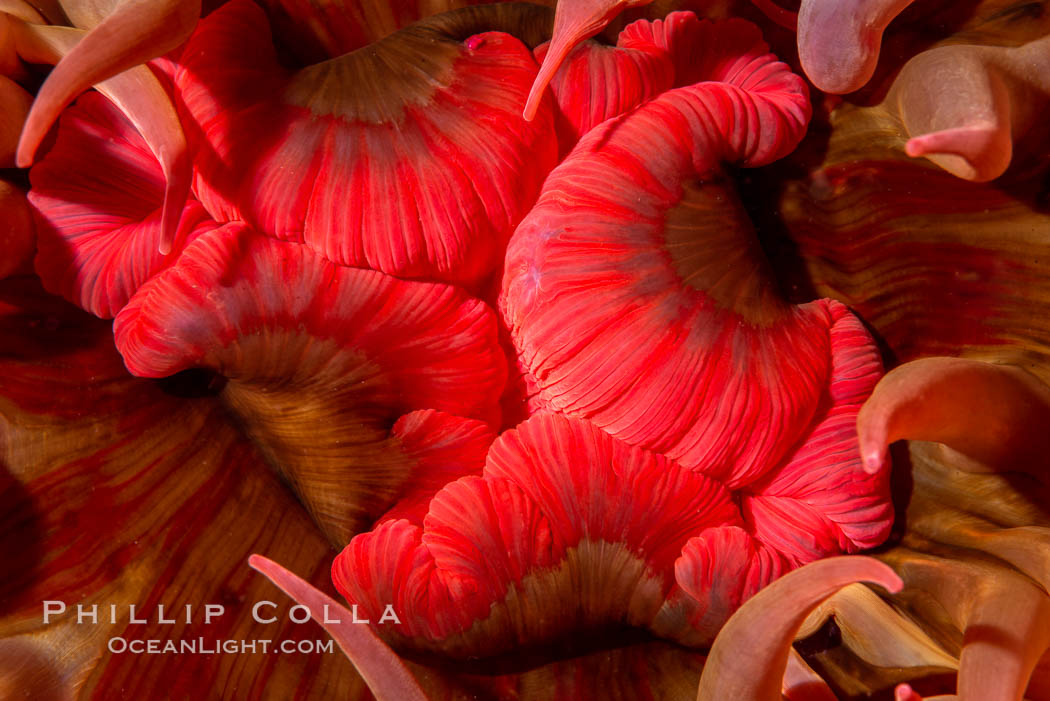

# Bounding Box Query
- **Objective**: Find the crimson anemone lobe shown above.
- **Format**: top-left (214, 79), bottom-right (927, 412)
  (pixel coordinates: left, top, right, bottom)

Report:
top-left (315, 15), bottom-right (892, 673)
top-left (177, 0), bottom-right (559, 287)
top-left (5, 0), bottom-right (198, 254)
top-left (531, 10), bottom-right (800, 152)
top-left (29, 90), bottom-right (216, 318)
top-left (531, 23), bottom-right (673, 152)
top-left (503, 14), bottom-right (825, 487)
top-left (112, 224), bottom-right (506, 544)
top-left (523, 0), bottom-right (925, 115)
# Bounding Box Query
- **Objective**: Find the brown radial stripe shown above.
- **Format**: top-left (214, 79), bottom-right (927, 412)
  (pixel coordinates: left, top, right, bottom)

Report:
top-left (664, 178), bottom-right (789, 326)
top-left (259, 0), bottom-right (553, 61)
top-left (285, 3), bottom-right (552, 123)
top-left (775, 103), bottom-right (1050, 374)
top-left (222, 362), bottom-right (416, 547)
top-left (0, 279), bottom-right (362, 699)
top-left (384, 540), bottom-right (670, 661)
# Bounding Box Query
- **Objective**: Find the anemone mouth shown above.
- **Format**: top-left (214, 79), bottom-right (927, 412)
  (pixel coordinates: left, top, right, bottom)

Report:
top-left (663, 176), bottom-right (788, 324)
top-left (259, 0), bottom-right (554, 64)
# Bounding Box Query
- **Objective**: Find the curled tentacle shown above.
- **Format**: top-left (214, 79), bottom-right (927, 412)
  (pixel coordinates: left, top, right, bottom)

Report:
top-left (16, 0), bottom-right (199, 166)
top-left (883, 550), bottom-right (1050, 701)
top-left (524, 0), bottom-right (650, 120)
top-left (10, 17), bottom-right (191, 255)
top-left (857, 357), bottom-right (1050, 477)
top-left (887, 35), bottom-right (1050, 182)
top-left (796, 0), bottom-right (915, 94)
top-left (696, 556), bottom-right (902, 700)
top-left (797, 582), bottom-right (957, 670)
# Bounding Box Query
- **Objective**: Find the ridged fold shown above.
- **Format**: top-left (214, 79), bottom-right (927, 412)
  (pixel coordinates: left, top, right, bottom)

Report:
top-left (29, 90), bottom-right (216, 318)
top-left (176, 0), bottom-right (558, 286)
top-left (114, 226), bottom-right (506, 542)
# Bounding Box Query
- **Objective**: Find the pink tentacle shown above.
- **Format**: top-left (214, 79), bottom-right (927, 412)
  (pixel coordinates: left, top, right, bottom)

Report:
top-left (248, 555), bottom-right (428, 701)
top-left (16, 0), bottom-right (199, 166)
top-left (797, 0), bottom-right (915, 93)
top-left (857, 357), bottom-right (1050, 478)
top-left (696, 556), bottom-right (902, 700)
top-left (11, 17), bottom-right (192, 254)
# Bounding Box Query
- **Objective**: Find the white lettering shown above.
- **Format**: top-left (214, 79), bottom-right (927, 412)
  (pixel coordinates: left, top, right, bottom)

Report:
top-left (323, 604), bottom-right (341, 624)
top-left (128, 605), bottom-right (146, 624)
top-left (379, 605), bottom-right (401, 625)
top-left (204, 604), bottom-right (225, 624)
top-left (76, 604), bottom-right (97, 624)
top-left (252, 600), bottom-right (277, 624)
top-left (350, 604), bottom-right (369, 624)
top-left (289, 604), bottom-right (311, 624)
top-left (157, 605), bottom-right (175, 624)
top-left (42, 601), bottom-right (66, 624)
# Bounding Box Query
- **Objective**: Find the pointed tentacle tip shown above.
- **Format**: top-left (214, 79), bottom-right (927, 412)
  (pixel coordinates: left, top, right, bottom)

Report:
top-left (858, 357), bottom-right (1050, 478)
top-left (904, 124), bottom-right (1009, 182)
top-left (861, 446), bottom-right (887, 476)
top-left (893, 684), bottom-right (957, 701)
top-left (524, 35), bottom-right (576, 121)
top-left (870, 561), bottom-right (904, 595)
top-left (248, 554), bottom-right (429, 701)
top-left (522, 0), bottom-right (645, 120)
top-left (15, 117), bottom-right (42, 169)
top-left (247, 553), bottom-right (274, 576)
top-left (895, 683), bottom-right (922, 701)
top-left (158, 151), bottom-right (193, 256)
top-left (247, 554), bottom-right (333, 612)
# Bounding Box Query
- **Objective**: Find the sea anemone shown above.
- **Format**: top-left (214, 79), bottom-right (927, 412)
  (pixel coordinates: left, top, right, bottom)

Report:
top-left (3, 0), bottom-right (1050, 699)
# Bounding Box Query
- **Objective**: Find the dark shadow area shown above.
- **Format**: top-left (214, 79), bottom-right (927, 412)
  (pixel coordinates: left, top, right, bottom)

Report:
top-left (0, 276), bottom-right (113, 362)
top-left (154, 368), bottom-right (227, 398)
top-left (735, 112), bottom-right (832, 306)
top-left (397, 624), bottom-right (660, 677)
top-left (0, 468), bottom-right (44, 616)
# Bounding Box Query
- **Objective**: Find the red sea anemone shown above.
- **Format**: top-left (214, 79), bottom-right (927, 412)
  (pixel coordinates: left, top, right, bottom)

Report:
top-left (4, 0), bottom-right (1050, 699)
